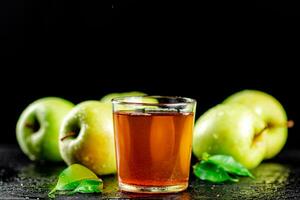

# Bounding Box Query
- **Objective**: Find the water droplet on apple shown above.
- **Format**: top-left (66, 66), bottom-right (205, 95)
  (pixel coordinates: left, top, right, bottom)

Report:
top-left (213, 134), bottom-right (219, 139)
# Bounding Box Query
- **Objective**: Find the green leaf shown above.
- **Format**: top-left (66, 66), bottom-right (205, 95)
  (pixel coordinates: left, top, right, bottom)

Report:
top-left (193, 161), bottom-right (239, 183)
top-left (48, 164), bottom-right (103, 198)
top-left (194, 153), bottom-right (255, 183)
top-left (207, 155), bottom-right (254, 178)
top-left (68, 179), bottom-right (103, 194)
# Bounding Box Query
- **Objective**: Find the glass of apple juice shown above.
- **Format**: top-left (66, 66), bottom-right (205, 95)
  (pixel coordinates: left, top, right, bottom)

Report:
top-left (112, 96), bottom-right (196, 193)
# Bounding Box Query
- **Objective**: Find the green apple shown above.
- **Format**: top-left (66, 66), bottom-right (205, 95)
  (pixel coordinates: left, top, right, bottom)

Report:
top-left (101, 91), bottom-right (159, 111)
top-left (100, 91), bottom-right (146, 103)
top-left (59, 101), bottom-right (116, 175)
top-left (223, 90), bottom-right (288, 159)
top-left (193, 104), bottom-right (267, 169)
top-left (193, 90), bottom-right (290, 169)
top-left (16, 97), bottom-right (74, 161)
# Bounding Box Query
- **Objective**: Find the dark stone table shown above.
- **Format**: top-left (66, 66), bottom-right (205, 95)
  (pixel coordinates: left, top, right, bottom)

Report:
top-left (1, 145), bottom-right (300, 199)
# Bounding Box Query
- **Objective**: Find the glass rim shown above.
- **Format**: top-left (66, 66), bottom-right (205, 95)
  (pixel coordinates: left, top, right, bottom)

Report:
top-left (111, 95), bottom-right (196, 106)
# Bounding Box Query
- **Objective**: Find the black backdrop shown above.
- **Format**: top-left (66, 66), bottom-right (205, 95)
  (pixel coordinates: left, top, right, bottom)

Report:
top-left (1, 0), bottom-right (299, 149)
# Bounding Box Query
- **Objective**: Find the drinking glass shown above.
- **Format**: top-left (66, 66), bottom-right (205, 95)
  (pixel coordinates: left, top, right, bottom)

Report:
top-left (112, 96), bottom-right (196, 193)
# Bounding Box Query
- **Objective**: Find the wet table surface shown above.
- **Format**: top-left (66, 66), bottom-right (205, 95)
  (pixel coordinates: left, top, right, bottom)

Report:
top-left (1, 145), bottom-right (300, 199)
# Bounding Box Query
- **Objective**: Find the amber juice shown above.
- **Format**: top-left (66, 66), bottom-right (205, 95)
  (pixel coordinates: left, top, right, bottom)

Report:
top-left (113, 111), bottom-right (194, 188)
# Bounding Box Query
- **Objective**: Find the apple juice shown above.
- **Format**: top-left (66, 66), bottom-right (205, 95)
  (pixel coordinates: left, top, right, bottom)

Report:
top-left (113, 111), bottom-right (194, 187)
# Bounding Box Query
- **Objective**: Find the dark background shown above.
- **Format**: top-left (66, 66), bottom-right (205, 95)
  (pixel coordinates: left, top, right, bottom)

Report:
top-left (1, 0), bottom-right (299, 149)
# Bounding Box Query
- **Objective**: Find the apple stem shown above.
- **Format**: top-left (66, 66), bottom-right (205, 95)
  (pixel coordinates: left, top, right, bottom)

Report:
top-left (267, 120), bottom-right (294, 129)
top-left (257, 120), bottom-right (294, 136)
top-left (25, 123), bottom-right (35, 129)
top-left (25, 122), bottom-right (40, 132)
top-left (287, 120), bottom-right (294, 128)
top-left (60, 131), bottom-right (76, 141)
